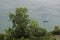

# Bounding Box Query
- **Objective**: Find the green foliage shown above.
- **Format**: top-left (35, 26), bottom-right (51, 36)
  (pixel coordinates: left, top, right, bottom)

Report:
top-left (9, 7), bottom-right (31, 39)
top-left (54, 26), bottom-right (59, 31)
top-left (9, 7), bottom-right (29, 28)
top-left (51, 26), bottom-right (60, 35)
top-left (4, 27), bottom-right (14, 40)
top-left (9, 7), bottom-right (48, 39)
top-left (0, 34), bottom-right (4, 40)
top-left (0, 7), bottom-right (56, 40)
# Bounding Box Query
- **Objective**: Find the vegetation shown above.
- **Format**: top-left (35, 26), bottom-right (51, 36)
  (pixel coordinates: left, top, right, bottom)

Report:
top-left (51, 26), bottom-right (60, 35)
top-left (0, 7), bottom-right (57, 40)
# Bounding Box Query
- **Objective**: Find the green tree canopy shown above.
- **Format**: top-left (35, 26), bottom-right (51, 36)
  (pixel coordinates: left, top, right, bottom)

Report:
top-left (8, 7), bottom-right (47, 39)
top-left (0, 34), bottom-right (4, 40)
top-left (0, 7), bottom-right (56, 40)
top-left (51, 26), bottom-right (60, 35)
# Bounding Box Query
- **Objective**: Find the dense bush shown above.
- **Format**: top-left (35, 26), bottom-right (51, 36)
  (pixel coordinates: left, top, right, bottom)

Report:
top-left (0, 34), bottom-right (4, 40)
top-left (51, 26), bottom-right (60, 35)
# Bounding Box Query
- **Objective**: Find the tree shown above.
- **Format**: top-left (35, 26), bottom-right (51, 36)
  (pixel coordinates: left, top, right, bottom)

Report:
top-left (0, 34), bottom-right (4, 40)
top-left (9, 7), bottom-right (29, 28)
top-left (9, 7), bottom-right (31, 39)
top-left (4, 27), bottom-right (14, 40)
top-left (54, 26), bottom-right (59, 31)
top-left (51, 26), bottom-right (60, 35)
top-left (9, 7), bottom-right (48, 39)
top-left (2, 7), bottom-right (56, 40)
top-left (27, 20), bottom-right (47, 37)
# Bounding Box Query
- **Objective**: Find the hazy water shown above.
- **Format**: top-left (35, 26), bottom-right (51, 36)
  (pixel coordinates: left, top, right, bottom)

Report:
top-left (0, 0), bottom-right (60, 32)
